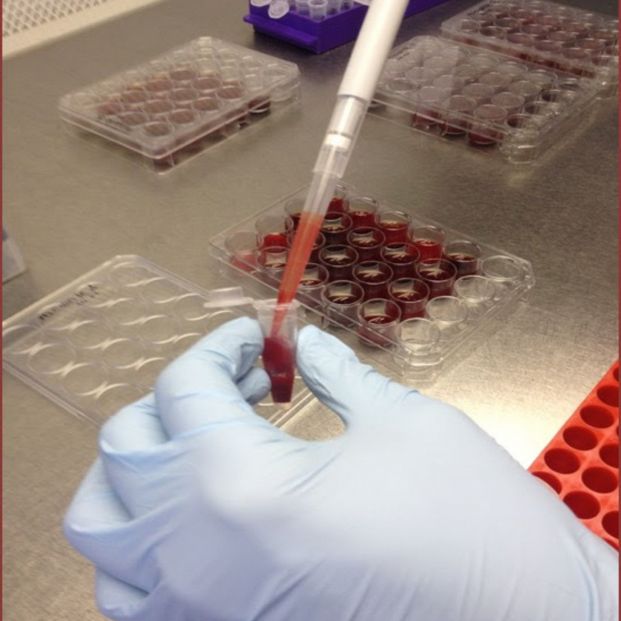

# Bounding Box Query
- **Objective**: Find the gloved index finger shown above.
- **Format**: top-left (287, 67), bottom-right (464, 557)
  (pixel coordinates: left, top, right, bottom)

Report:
top-left (156, 317), bottom-right (270, 438)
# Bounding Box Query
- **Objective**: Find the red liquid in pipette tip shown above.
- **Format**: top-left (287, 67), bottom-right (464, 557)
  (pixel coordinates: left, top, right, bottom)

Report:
top-left (276, 211), bottom-right (324, 309)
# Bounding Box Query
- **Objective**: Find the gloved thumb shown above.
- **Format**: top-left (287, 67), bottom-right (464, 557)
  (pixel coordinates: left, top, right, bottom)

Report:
top-left (296, 325), bottom-right (418, 428)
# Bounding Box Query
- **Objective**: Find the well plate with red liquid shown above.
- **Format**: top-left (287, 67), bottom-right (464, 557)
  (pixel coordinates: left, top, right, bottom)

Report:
top-left (209, 183), bottom-right (534, 381)
top-left (59, 37), bottom-right (300, 172)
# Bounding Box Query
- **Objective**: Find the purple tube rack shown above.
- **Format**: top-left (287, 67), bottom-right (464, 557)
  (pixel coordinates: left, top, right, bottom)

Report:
top-left (244, 0), bottom-right (451, 54)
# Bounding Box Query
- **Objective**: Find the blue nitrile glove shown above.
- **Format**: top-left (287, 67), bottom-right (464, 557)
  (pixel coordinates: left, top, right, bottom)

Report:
top-left (65, 317), bottom-right (619, 621)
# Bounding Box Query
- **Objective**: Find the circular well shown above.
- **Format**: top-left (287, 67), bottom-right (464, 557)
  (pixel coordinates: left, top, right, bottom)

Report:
top-left (544, 448), bottom-right (580, 474)
top-left (136, 315), bottom-right (179, 343)
top-left (96, 384), bottom-right (145, 417)
top-left (174, 293), bottom-right (211, 321)
top-left (597, 384), bottom-right (619, 407)
top-left (580, 405), bottom-right (614, 429)
top-left (426, 296), bottom-right (468, 326)
top-left (99, 338), bottom-right (142, 368)
top-left (62, 362), bottom-right (107, 395)
top-left (582, 467), bottom-right (618, 494)
top-left (27, 342), bottom-right (76, 374)
top-left (481, 255), bottom-right (524, 283)
top-left (563, 491), bottom-right (600, 520)
top-left (599, 444), bottom-right (619, 468)
top-left (454, 275), bottom-right (495, 304)
top-left (531, 471), bottom-right (562, 494)
top-left (563, 426), bottom-right (598, 451)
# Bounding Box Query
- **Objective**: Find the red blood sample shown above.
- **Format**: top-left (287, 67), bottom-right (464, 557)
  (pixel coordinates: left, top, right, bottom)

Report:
top-left (388, 278), bottom-right (429, 319)
top-left (416, 259), bottom-right (457, 299)
top-left (413, 239), bottom-right (443, 260)
top-left (322, 280), bottom-right (364, 328)
top-left (284, 197), bottom-right (305, 231)
top-left (321, 212), bottom-right (353, 245)
top-left (349, 210), bottom-right (376, 227)
top-left (376, 215), bottom-right (410, 243)
top-left (393, 288), bottom-right (423, 301)
top-left (353, 261), bottom-right (393, 300)
top-left (446, 252), bottom-right (479, 276)
top-left (257, 215), bottom-right (289, 250)
top-left (347, 227), bottom-right (385, 261)
top-left (328, 196), bottom-right (347, 213)
top-left (358, 299), bottom-right (401, 348)
top-left (326, 290), bottom-right (360, 304)
top-left (365, 314), bottom-right (395, 324)
top-left (263, 335), bottom-right (295, 403)
top-left (381, 242), bottom-right (420, 278)
top-left (261, 233), bottom-right (288, 249)
top-left (319, 245), bottom-right (359, 281)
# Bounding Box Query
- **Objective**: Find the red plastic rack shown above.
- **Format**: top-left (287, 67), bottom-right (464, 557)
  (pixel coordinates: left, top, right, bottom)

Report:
top-left (529, 361), bottom-right (619, 549)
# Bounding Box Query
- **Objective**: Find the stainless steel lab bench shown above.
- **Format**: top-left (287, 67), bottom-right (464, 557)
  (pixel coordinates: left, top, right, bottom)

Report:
top-left (3, 0), bottom-right (618, 618)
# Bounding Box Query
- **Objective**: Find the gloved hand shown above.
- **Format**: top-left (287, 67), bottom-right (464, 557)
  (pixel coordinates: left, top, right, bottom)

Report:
top-left (65, 317), bottom-right (618, 621)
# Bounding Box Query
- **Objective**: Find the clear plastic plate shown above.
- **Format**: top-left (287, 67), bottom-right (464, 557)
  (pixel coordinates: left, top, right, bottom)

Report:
top-left (2, 255), bottom-right (314, 426)
top-left (371, 35), bottom-right (601, 164)
top-left (59, 37), bottom-right (301, 172)
top-left (441, 0), bottom-right (618, 96)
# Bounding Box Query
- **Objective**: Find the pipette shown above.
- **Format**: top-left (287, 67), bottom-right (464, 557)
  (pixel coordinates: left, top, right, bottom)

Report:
top-left (272, 0), bottom-right (411, 335)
